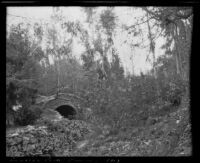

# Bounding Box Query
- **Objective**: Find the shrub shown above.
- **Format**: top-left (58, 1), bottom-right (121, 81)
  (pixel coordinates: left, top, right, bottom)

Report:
top-left (47, 119), bottom-right (91, 139)
top-left (14, 105), bottom-right (42, 126)
top-left (6, 126), bottom-right (72, 156)
top-left (166, 79), bottom-right (186, 106)
top-left (6, 119), bottom-right (92, 156)
top-left (37, 118), bottom-right (92, 142)
top-left (158, 74), bottom-right (187, 107)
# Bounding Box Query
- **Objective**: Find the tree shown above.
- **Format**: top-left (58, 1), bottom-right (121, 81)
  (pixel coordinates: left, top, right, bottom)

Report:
top-left (82, 7), bottom-right (97, 24)
top-left (45, 7), bottom-right (86, 95)
top-left (6, 23), bottom-right (43, 127)
top-left (142, 7), bottom-right (192, 81)
top-left (110, 48), bottom-right (124, 81)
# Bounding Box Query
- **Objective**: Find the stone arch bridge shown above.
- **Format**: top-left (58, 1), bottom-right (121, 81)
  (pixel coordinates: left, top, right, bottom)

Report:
top-left (36, 93), bottom-right (90, 120)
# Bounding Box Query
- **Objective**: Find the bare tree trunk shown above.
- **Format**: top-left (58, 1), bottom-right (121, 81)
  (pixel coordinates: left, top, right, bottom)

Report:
top-left (146, 13), bottom-right (157, 79)
top-left (174, 25), bottom-right (184, 79)
top-left (146, 12), bottom-right (160, 97)
top-left (54, 52), bottom-right (60, 96)
top-left (175, 46), bottom-right (181, 75)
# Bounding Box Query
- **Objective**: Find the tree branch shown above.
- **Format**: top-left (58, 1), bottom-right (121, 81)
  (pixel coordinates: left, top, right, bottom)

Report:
top-left (175, 11), bottom-right (193, 19)
top-left (125, 15), bottom-right (156, 31)
top-left (141, 29), bottom-right (165, 49)
top-left (142, 7), bottom-right (193, 22)
top-left (141, 7), bottom-right (162, 21)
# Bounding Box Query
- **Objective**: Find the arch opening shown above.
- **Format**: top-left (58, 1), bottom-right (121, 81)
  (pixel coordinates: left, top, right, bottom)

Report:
top-left (55, 105), bottom-right (77, 120)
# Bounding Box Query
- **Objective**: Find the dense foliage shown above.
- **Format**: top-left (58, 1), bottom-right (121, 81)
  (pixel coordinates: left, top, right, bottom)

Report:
top-left (6, 119), bottom-right (91, 156)
top-left (6, 7), bottom-right (191, 156)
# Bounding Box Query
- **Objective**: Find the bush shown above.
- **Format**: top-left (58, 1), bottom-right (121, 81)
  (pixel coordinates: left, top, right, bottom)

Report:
top-left (37, 118), bottom-right (92, 142)
top-left (6, 119), bottom-right (92, 156)
top-left (14, 105), bottom-right (42, 126)
top-left (46, 119), bottom-right (91, 140)
top-left (6, 126), bottom-right (72, 156)
top-left (166, 79), bottom-right (186, 106)
top-left (158, 75), bottom-right (186, 107)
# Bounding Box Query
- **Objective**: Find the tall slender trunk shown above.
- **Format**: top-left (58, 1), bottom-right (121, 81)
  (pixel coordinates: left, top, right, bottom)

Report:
top-left (173, 25), bottom-right (183, 79)
top-left (146, 12), bottom-right (160, 97)
top-left (54, 51), bottom-right (60, 96)
top-left (146, 13), bottom-right (157, 79)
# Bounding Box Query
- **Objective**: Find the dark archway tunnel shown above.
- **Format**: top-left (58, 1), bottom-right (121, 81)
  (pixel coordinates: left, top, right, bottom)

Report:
top-left (55, 105), bottom-right (77, 120)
